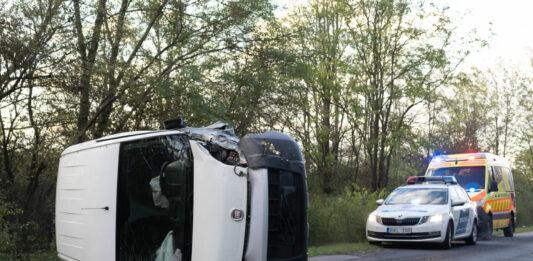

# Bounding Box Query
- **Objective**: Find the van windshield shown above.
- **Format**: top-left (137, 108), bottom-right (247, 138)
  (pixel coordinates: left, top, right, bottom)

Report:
top-left (427, 166), bottom-right (485, 190)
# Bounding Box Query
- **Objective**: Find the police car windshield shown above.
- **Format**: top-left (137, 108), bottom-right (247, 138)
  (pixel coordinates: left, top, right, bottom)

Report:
top-left (385, 188), bottom-right (448, 205)
top-left (427, 166), bottom-right (485, 190)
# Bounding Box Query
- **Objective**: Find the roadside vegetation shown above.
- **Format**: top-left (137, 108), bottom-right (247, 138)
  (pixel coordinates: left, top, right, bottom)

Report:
top-left (2, 0), bottom-right (533, 259)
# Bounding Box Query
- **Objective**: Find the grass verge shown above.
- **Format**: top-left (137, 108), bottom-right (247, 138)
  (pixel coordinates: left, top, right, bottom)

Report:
top-left (310, 226), bottom-right (533, 257)
top-left (308, 242), bottom-right (379, 257)
top-left (494, 225), bottom-right (533, 235)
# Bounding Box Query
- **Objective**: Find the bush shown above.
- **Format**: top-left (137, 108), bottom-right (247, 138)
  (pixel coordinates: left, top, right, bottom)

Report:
top-left (516, 184), bottom-right (533, 227)
top-left (308, 184), bottom-right (388, 246)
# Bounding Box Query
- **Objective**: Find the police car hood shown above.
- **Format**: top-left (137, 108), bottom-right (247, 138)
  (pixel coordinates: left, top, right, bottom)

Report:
top-left (376, 204), bottom-right (448, 218)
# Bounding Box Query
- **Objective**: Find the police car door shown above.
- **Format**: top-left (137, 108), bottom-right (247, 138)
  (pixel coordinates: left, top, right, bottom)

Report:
top-left (456, 187), bottom-right (475, 235)
top-left (450, 187), bottom-right (470, 237)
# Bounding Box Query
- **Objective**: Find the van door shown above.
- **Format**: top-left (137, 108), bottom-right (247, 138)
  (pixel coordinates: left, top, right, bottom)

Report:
top-left (488, 166), bottom-right (511, 228)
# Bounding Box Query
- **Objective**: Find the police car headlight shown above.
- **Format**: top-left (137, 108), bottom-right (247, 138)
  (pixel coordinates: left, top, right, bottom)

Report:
top-left (429, 214), bottom-right (443, 223)
top-left (368, 213), bottom-right (382, 224)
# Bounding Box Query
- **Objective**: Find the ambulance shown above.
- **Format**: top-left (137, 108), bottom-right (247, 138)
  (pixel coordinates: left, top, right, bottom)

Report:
top-left (425, 153), bottom-right (516, 238)
top-left (55, 120), bottom-right (308, 261)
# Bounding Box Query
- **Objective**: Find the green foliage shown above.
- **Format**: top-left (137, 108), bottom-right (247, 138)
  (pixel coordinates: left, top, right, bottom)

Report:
top-left (513, 150), bottom-right (533, 226)
top-left (308, 184), bottom-right (388, 245)
top-left (0, 194), bottom-right (23, 254)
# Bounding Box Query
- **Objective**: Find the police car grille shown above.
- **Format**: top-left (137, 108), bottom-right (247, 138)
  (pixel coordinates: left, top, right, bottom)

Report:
top-left (381, 217), bottom-right (420, 226)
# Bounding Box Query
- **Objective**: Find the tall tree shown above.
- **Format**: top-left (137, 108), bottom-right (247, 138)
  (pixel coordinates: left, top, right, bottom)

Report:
top-left (68, 0), bottom-right (273, 141)
top-left (277, 0), bottom-right (349, 194)
top-left (344, 0), bottom-right (462, 190)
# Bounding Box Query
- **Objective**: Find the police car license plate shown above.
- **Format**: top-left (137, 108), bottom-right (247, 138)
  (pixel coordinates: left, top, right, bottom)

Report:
top-left (387, 227), bottom-right (412, 234)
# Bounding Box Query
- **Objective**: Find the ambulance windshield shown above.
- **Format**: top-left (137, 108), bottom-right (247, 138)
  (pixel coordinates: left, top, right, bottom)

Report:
top-left (427, 166), bottom-right (486, 190)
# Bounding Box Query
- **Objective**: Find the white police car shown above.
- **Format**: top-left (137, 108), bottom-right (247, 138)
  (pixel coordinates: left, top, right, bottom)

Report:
top-left (366, 176), bottom-right (478, 249)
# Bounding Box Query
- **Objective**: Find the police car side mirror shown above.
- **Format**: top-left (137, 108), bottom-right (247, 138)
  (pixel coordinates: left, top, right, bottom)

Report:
top-left (451, 200), bottom-right (465, 207)
top-left (489, 181), bottom-right (498, 192)
top-left (376, 199), bottom-right (384, 206)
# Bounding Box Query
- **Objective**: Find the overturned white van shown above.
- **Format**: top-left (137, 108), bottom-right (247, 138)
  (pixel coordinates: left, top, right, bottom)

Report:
top-left (55, 121), bottom-right (308, 261)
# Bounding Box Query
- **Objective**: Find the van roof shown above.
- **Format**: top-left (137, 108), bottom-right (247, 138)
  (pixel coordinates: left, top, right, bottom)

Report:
top-left (61, 130), bottom-right (183, 156)
top-left (431, 152), bottom-right (510, 166)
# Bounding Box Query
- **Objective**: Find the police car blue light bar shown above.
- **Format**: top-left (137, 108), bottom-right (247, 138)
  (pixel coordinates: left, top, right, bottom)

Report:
top-left (406, 176), bottom-right (458, 185)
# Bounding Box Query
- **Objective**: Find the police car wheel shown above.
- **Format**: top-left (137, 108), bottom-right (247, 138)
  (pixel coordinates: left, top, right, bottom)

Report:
top-left (466, 221), bottom-right (477, 245)
top-left (504, 218), bottom-right (514, 237)
top-left (440, 223), bottom-right (453, 249)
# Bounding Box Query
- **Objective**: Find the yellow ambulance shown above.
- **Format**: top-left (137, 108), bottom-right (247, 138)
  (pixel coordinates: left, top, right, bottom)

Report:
top-left (425, 153), bottom-right (516, 238)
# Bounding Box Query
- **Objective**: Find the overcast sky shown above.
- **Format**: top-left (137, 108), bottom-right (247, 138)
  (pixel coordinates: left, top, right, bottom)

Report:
top-left (273, 0), bottom-right (533, 72)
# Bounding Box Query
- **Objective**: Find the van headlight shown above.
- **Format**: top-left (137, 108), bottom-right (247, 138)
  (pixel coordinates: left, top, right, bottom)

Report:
top-left (368, 213), bottom-right (382, 224)
top-left (429, 214), bottom-right (443, 223)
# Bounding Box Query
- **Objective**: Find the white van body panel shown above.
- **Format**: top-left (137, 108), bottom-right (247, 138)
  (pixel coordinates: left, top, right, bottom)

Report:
top-left (244, 168), bottom-right (269, 261)
top-left (190, 140), bottom-right (248, 261)
top-left (56, 143), bottom-right (120, 261)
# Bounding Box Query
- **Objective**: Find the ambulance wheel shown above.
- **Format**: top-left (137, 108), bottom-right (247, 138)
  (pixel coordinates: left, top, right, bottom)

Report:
top-left (466, 220), bottom-right (478, 245)
top-left (504, 218), bottom-right (514, 237)
top-left (483, 215), bottom-right (493, 240)
top-left (440, 222), bottom-right (453, 249)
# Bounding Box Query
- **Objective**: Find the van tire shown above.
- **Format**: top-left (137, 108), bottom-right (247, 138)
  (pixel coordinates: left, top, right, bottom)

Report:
top-left (482, 214), bottom-right (493, 240)
top-left (465, 220), bottom-right (478, 245)
top-left (504, 217), bottom-right (514, 237)
top-left (440, 222), bottom-right (453, 249)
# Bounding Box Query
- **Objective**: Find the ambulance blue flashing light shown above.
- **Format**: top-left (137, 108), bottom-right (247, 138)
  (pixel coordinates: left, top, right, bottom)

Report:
top-left (430, 153), bottom-right (487, 162)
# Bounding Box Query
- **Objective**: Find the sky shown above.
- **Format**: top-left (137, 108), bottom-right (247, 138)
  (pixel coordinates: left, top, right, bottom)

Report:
top-left (444, 0), bottom-right (533, 71)
top-left (273, 0), bottom-right (533, 72)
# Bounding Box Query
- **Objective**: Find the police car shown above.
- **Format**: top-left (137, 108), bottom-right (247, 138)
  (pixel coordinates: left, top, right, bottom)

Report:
top-left (366, 176), bottom-right (478, 249)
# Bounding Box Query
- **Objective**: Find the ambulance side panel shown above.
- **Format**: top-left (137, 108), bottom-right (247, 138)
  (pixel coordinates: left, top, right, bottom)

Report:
top-left (56, 144), bottom-right (119, 261)
top-left (190, 141), bottom-right (248, 261)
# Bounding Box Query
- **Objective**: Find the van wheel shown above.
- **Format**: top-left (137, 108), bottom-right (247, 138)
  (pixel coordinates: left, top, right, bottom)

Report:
top-left (466, 221), bottom-right (478, 245)
top-left (440, 222), bottom-right (453, 249)
top-left (483, 215), bottom-right (493, 240)
top-left (504, 218), bottom-right (514, 237)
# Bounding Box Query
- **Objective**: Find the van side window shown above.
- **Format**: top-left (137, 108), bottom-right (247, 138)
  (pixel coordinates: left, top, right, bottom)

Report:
top-left (503, 168), bottom-right (514, 191)
top-left (117, 135), bottom-right (193, 261)
top-left (493, 166), bottom-right (503, 184)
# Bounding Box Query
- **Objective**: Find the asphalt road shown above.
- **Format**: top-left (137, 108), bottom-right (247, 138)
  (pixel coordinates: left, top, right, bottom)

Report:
top-left (310, 231), bottom-right (533, 261)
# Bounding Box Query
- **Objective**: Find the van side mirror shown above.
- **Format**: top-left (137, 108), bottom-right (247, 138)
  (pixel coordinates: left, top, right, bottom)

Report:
top-left (376, 199), bottom-right (384, 206)
top-left (489, 181), bottom-right (498, 192)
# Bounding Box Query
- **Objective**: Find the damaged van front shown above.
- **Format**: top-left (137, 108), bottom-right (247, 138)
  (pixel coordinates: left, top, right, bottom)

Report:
top-left (55, 121), bottom-right (308, 261)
